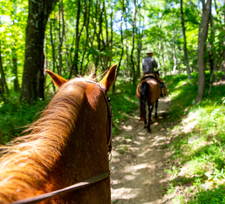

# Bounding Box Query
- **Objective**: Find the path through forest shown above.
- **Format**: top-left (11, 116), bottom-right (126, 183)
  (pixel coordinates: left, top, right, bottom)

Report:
top-left (110, 98), bottom-right (172, 204)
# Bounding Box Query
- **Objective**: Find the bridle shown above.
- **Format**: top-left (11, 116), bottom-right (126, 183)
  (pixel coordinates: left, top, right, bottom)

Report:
top-left (11, 80), bottom-right (113, 204)
top-left (86, 80), bottom-right (113, 153)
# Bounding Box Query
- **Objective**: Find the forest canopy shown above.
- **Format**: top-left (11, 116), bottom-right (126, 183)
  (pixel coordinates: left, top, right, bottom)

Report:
top-left (0, 0), bottom-right (224, 103)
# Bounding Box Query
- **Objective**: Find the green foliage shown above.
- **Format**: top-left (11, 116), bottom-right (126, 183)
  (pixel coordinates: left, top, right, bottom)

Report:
top-left (108, 78), bottom-right (138, 135)
top-left (0, 0), bottom-right (28, 89)
top-left (0, 93), bottom-right (49, 143)
top-left (188, 185), bottom-right (225, 204)
top-left (164, 71), bottom-right (225, 203)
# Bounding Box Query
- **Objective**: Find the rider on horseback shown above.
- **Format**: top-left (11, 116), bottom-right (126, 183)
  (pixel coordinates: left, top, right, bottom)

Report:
top-left (142, 49), bottom-right (168, 97)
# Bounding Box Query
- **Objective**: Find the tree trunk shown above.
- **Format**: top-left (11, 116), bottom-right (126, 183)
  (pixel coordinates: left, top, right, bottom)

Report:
top-left (0, 127), bottom-right (4, 145)
top-left (208, 13), bottom-right (215, 74)
top-left (172, 39), bottom-right (177, 74)
top-left (137, 5), bottom-right (142, 79)
top-left (80, 0), bottom-right (91, 75)
top-left (20, 0), bottom-right (59, 104)
top-left (94, 0), bottom-right (104, 73)
top-left (70, 0), bottom-right (81, 78)
top-left (112, 0), bottom-right (125, 93)
top-left (110, 3), bottom-right (113, 67)
top-left (12, 43), bottom-right (20, 92)
top-left (104, 1), bottom-right (110, 69)
top-left (49, 18), bottom-right (56, 92)
top-left (0, 41), bottom-right (10, 97)
top-left (180, 0), bottom-right (191, 79)
top-left (223, 0), bottom-right (225, 73)
top-left (130, 0), bottom-right (137, 86)
top-left (100, 1), bottom-right (110, 71)
top-left (125, 11), bottom-right (129, 78)
top-left (58, 0), bottom-right (65, 76)
top-left (159, 41), bottom-right (166, 76)
top-left (196, 0), bottom-right (212, 103)
top-left (69, 0), bottom-right (87, 78)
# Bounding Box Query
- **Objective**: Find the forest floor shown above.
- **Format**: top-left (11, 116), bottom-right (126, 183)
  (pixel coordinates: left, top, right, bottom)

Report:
top-left (110, 97), bottom-right (174, 204)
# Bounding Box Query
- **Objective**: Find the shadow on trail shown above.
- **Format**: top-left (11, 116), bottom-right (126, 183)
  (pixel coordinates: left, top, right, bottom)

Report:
top-left (110, 98), bottom-right (173, 204)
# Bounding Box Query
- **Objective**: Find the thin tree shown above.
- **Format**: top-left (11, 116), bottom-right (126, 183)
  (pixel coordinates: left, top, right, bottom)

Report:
top-left (131, 0), bottom-right (137, 86)
top-left (12, 44), bottom-right (20, 92)
top-left (180, 0), bottom-right (191, 79)
top-left (80, 0), bottom-right (91, 75)
top-left (69, 0), bottom-right (87, 78)
top-left (58, 0), bottom-right (65, 76)
top-left (196, 0), bottom-right (212, 103)
top-left (49, 17), bottom-right (56, 92)
top-left (223, 0), bottom-right (225, 73)
top-left (95, 0), bottom-right (104, 72)
top-left (11, 3), bottom-right (20, 92)
top-left (112, 0), bottom-right (125, 93)
top-left (110, 2), bottom-right (114, 67)
top-left (0, 127), bottom-right (3, 145)
top-left (137, 1), bottom-right (143, 79)
top-left (0, 41), bottom-right (10, 97)
top-left (20, 0), bottom-right (59, 104)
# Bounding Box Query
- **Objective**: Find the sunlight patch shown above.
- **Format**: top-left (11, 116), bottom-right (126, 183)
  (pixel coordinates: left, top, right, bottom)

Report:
top-left (124, 175), bottom-right (136, 181)
top-left (122, 125), bottom-right (133, 130)
top-left (111, 187), bottom-right (141, 200)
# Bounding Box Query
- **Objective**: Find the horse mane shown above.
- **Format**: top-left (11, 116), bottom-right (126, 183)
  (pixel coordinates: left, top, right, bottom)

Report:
top-left (0, 77), bottom-right (91, 201)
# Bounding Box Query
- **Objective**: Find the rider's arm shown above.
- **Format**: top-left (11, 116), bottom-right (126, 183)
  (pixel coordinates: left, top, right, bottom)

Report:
top-left (153, 59), bottom-right (158, 68)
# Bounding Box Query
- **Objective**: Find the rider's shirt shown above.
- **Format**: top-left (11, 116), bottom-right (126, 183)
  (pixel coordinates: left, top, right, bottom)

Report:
top-left (142, 56), bottom-right (158, 74)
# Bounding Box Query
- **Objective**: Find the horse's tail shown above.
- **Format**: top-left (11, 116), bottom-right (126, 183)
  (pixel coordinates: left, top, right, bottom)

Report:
top-left (139, 81), bottom-right (149, 121)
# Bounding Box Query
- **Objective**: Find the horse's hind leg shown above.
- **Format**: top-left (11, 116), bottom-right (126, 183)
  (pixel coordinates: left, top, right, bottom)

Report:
top-left (154, 99), bottom-right (159, 119)
top-left (147, 102), bottom-right (153, 132)
top-left (144, 118), bottom-right (147, 128)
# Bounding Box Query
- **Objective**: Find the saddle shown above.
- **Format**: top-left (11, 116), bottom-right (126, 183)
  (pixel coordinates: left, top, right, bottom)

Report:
top-left (140, 73), bottom-right (158, 83)
top-left (140, 73), bottom-right (168, 97)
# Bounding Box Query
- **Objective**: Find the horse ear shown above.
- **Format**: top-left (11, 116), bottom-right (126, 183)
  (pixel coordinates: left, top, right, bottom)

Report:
top-left (45, 69), bottom-right (68, 88)
top-left (100, 64), bottom-right (117, 92)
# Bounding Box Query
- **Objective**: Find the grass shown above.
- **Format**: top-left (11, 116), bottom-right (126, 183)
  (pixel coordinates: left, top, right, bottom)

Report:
top-left (108, 78), bottom-right (139, 135)
top-left (163, 71), bottom-right (225, 203)
top-left (188, 185), bottom-right (225, 203)
top-left (0, 92), bottom-right (50, 143)
top-left (0, 78), bottom-right (138, 143)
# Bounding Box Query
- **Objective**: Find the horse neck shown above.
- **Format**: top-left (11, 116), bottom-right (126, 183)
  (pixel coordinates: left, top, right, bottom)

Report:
top-left (46, 81), bottom-right (110, 192)
top-left (0, 80), bottom-right (110, 203)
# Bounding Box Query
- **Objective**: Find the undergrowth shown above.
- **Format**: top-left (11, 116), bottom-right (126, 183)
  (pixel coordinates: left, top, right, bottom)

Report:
top-left (108, 77), bottom-right (138, 135)
top-left (0, 92), bottom-right (50, 143)
top-left (164, 71), bottom-right (225, 203)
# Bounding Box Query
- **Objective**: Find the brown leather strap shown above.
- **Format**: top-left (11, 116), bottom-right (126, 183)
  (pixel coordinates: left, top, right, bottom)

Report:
top-left (86, 80), bottom-right (113, 150)
top-left (11, 171), bottom-right (110, 204)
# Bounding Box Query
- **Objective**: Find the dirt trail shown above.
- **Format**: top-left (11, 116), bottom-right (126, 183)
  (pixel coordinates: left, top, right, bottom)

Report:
top-left (110, 98), bottom-right (171, 204)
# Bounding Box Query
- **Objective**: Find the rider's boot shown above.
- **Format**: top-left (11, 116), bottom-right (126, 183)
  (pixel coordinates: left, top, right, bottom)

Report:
top-left (160, 82), bottom-right (164, 97)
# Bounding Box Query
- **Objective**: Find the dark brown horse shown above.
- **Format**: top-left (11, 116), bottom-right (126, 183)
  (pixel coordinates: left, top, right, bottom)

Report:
top-left (0, 64), bottom-right (117, 203)
top-left (136, 73), bottom-right (161, 132)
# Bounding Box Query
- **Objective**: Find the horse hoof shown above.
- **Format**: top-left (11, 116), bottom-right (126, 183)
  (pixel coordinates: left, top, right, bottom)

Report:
top-left (147, 129), bottom-right (151, 133)
top-left (144, 125), bottom-right (147, 128)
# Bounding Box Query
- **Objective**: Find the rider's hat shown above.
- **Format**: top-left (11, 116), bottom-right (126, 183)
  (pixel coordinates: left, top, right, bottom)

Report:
top-left (146, 49), bottom-right (154, 54)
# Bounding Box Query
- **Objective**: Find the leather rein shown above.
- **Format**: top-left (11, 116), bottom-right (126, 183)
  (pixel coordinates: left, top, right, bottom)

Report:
top-left (11, 80), bottom-right (112, 204)
top-left (86, 80), bottom-right (113, 152)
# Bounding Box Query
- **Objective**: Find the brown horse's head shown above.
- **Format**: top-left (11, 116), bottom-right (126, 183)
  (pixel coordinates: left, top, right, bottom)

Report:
top-left (0, 64), bottom-right (117, 203)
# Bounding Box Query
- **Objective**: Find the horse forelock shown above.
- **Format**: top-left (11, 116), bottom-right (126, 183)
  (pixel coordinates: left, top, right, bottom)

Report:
top-left (0, 77), bottom-right (89, 202)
